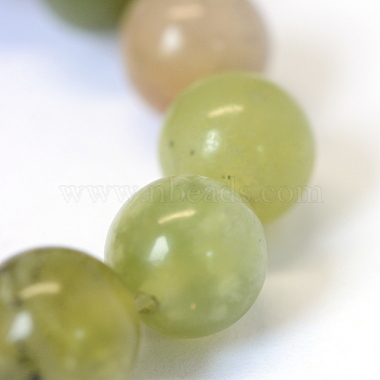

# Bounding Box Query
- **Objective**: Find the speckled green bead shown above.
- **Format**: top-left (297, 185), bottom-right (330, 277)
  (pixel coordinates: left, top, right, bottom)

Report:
top-left (0, 248), bottom-right (140, 380)
top-left (105, 175), bottom-right (268, 339)
top-left (43, 0), bottom-right (132, 29)
top-left (159, 72), bottom-right (315, 223)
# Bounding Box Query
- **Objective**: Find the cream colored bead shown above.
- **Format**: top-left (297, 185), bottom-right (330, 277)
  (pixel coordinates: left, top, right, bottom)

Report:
top-left (121, 0), bottom-right (268, 111)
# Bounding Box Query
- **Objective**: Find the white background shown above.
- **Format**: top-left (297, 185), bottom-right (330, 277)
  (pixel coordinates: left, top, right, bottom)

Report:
top-left (1, 0), bottom-right (380, 379)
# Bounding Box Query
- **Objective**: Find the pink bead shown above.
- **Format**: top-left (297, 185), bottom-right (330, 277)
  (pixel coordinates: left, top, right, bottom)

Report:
top-left (121, 0), bottom-right (269, 111)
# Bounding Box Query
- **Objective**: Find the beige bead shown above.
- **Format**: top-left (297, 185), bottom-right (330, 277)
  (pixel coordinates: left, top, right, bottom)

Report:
top-left (121, 0), bottom-right (268, 111)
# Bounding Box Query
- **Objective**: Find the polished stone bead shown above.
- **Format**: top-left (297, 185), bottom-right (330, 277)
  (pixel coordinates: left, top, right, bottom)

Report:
top-left (105, 175), bottom-right (268, 338)
top-left (121, 0), bottom-right (268, 111)
top-left (0, 248), bottom-right (140, 380)
top-left (159, 72), bottom-right (315, 224)
top-left (43, 0), bottom-right (132, 30)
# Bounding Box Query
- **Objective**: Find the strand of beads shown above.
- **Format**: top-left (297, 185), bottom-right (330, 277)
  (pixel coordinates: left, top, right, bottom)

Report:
top-left (1, 0), bottom-right (315, 379)
top-left (0, 177), bottom-right (268, 378)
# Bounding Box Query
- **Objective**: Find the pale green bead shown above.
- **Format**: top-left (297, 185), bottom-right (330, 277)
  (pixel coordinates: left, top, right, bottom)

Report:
top-left (0, 248), bottom-right (140, 380)
top-left (159, 72), bottom-right (315, 223)
top-left (43, 0), bottom-right (132, 30)
top-left (105, 175), bottom-right (268, 339)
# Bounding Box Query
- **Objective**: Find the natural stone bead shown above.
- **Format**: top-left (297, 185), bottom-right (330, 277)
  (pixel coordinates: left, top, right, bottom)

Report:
top-left (121, 0), bottom-right (268, 111)
top-left (44, 0), bottom-right (132, 30)
top-left (0, 248), bottom-right (140, 380)
top-left (106, 175), bottom-right (268, 338)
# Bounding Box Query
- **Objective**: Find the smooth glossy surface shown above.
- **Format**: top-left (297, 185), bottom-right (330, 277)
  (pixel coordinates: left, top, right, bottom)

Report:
top-left (121, 0), bottom-right (268, 111)
top-left (44, 0), bottom-right (132, 29)
top-left (105, 175), bottom-right (268, 338)
top-left (0, 248), bottom-right (140, 380)
top-left (159, 72), bottom-right (315, 223)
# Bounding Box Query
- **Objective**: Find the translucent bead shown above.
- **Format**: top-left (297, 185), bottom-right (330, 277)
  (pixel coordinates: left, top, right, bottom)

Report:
top-left (0, 248), bottom-right (140, 380)
top-left (105, 175), bottom-right (268, 338)
top-left (121, 0), bottom-right (268, 111)
top-left (43, 0), bottom-right (132, 30)
top-left (159, 72), bottom-right (315, 224)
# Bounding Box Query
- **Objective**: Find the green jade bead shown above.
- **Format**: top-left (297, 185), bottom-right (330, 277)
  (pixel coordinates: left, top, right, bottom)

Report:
top-left (0, 248), bottom-right (140, 380)
top-left (44, 0), bottom-right (133, 30)
top-left (159, 72), bottom-right (315, 224)
top-left (105, 175), bottom-right (268, 339)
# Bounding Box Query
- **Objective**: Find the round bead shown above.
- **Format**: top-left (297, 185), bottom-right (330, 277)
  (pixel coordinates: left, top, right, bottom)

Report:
top-left (43, 0), bottom-right (132, 30)
top-left (121, 0), bottom-right (268, 111)
top-left (159, 72), bottom-right (315, 224)
top-left (105, 175), bottom-right (268, 338)
top-left (0, 248), bottom-right (140, 380)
